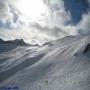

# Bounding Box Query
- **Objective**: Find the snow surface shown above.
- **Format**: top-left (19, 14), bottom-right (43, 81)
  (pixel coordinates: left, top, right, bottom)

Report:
top-left (0, 33), bottom-right (90, 90)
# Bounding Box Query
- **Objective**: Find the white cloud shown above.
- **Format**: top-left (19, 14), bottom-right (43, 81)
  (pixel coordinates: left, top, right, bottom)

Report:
top-left (41, 0), bottom-right (71, 27)
top-left (0, 0), bottom-right (10, 20)
top-left (75, 0), bottom-right (90, 34)
top-left (0, 0), bottom-right (78, 44)
top-left (76, 11), bottom-right (90, 34)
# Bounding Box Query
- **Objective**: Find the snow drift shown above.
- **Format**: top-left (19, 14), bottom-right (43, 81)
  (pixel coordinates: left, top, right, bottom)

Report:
top-left (0, 33), bottom-right (90, 90)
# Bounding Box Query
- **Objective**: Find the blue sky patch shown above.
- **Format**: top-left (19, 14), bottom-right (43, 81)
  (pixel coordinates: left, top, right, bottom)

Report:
top-left (64, 0), bottom-right (89, 24)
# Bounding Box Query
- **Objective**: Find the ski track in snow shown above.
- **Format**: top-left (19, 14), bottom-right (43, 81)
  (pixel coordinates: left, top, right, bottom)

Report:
top-left (0, 33), bottom-right (90, 90)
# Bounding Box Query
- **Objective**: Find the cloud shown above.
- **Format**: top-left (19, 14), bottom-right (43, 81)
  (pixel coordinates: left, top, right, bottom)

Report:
top-left (29, 22), bottom-right (78, 41)
top-left (30, 23), bottom-right (69, 36)
top-left (0, 0), bottom-right (10, 21)
top-left (0, 27), bottom-right (54, 44)
top-left (0, 0), bottom-right (79, 44)
top-left (76, 0), bottom-right (90, 34)
top-left (0, 0), bottom-right (70, 41)
top-left (42, 0), bottom-right (71, 27)
top-left (0, 24), bottom-right (77, 45)
top-left (77, 12), bottom-right (90, 33)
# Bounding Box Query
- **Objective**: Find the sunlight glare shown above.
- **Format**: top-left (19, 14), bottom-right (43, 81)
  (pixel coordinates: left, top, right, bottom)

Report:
top-left (17, 0), bottom-right (47, 20)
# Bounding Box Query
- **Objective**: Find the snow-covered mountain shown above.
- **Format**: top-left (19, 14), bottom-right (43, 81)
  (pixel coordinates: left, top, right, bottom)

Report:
top-left (0, 38), bottom-right (29, 46)
top-left (0, 39), bottom-right (38, 53)
top-left (0, 33), bottom-right (90, 90)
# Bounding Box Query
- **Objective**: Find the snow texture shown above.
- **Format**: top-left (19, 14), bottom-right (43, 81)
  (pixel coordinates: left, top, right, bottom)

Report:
top-left (0, 33), bottom-right (90, 90)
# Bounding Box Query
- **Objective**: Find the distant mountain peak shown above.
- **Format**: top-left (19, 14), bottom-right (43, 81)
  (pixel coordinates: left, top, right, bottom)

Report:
top-left (0, 38), bottom-right (4, 43)
top-left (0, 38), bottom-right (29, 46)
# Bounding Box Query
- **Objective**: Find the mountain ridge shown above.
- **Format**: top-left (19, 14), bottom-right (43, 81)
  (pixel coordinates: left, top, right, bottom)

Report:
top-left (0, 38), bottom-right (29, 46)
top-left (0, 33), bottom-right (90, 90)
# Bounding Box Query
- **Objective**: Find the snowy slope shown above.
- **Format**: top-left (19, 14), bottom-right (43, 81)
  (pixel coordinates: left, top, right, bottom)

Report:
top-left (0, 33), bottom-right (90, 90)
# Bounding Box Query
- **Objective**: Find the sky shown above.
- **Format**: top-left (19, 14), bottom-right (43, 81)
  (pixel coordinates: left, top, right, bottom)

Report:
top-left (0, 0), bottom-right (90, 44)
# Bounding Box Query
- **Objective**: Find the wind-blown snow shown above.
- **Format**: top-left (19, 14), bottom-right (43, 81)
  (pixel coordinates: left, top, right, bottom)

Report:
top-left (0, 33), bottom-right (90, 90)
